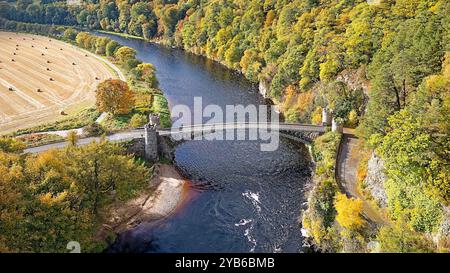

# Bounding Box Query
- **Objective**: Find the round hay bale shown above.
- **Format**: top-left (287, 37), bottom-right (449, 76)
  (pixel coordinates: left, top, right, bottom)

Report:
top-left (8, 37), bottom-right (11, 40)
top-left (31, 45), bottom-right (34, 48)
top-left (60, 48), bottom-right (63, 50)
top-left (13, 53), bottom-right (16, 55)
top-left (47, 60), bottom-right (51, 63)
top-left (46, 68), bottom-right (51, 71)
top-left (41, 53), bottom-right (45, 56)
top-left (15, 44), bottom-right (19, 47)
top-left (49, 77), bottom-right (54, 81)
top-left (85, 54), bottom-right (88, 57)
top-left (72, 62), bottom-right (76, 65)
top-left (8, 87), bottom-right (14, 91)
top-left (37, 88), bottom-right (42, 92)
top-left (60, 110), bottom-right (67, 116)
top-left (95, 77), bottom-right (100, 80)
top-left (45, 47), bottom-right (48, 49)
top-left (11, 59), bottom-right (15, 62)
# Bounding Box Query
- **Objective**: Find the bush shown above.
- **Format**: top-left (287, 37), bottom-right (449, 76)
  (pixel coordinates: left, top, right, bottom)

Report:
top-left (129, 114), bottom-right (148, 128)
top-left (83, 123), bottom-right (105, 137)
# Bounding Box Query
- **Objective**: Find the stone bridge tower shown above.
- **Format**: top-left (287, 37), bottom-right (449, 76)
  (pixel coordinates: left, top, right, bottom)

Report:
top-left (322, 107), bottom-right (332, 126)
top-left (144, 114), bottom-right (160, 162)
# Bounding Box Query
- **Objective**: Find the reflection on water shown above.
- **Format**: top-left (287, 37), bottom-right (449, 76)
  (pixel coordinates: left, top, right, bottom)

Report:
top-left (99, 33), bottom-right (312, 253)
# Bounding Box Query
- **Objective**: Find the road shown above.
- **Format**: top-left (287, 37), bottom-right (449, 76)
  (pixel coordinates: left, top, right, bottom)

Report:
top-left (336, 129), bottom-right (387, 226)
top-left (25, 129), bottom-right (144, 154)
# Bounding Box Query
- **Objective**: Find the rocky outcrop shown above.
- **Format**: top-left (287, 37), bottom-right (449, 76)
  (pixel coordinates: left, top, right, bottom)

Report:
top-left (336, 67), bottom-right (369, 96)
top-left (258, 79), bottom-right (270, 98)
top-left (364, 152), bottom-right (388, 208)
top-left (435, 206), bottom-right (450, 250)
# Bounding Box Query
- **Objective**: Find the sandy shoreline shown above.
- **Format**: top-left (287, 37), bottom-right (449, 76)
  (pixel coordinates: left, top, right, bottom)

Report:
top-left (100, 164), bottom-right (189, 236)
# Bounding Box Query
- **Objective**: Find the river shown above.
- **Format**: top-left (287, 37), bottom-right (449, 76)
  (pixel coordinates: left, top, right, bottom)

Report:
top-left (100, 34), bottom-right (312, 253)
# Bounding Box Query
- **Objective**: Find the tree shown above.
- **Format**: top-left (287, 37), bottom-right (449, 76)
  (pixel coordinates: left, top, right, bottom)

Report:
top-left (131, 63), bottom-right (158, 87)
top-left (95, 37), bottom-right (111, 55)
top-left (0, 137), bottom-right (25, 153)
top-left (114, 46), bottom-right (137, 64)
top-left (377, 221), bottom-right (435, 253)
top-left (67, 131), bottom-right (78, 146)
top-left (0, 139), bottom-right (150, 252)
top-left (129, 113), bottom-right (148, 128)
top-left (63, 28), bottom-right (78, 41)
top-left (334, 193), bottom-right (365, 230)
top-left (96, 80), bottom-right (134, 115)
top-left (105, 40), bottom-right (120, 57)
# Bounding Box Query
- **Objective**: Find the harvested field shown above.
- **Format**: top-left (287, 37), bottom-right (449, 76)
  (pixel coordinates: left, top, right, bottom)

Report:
top-left (0, 32), bottom-right (118, 134)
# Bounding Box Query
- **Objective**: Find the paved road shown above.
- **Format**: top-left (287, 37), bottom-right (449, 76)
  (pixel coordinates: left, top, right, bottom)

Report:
top-left (25, 129), bottom-right (144, 154)
top-left (336, 130), bottom-right (386, 226)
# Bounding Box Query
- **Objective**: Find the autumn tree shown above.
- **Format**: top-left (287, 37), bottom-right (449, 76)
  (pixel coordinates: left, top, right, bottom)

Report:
top-left (131, 63), bottom-right (158, 88)
top-left (0, 137), bottom-right (25, 153)
top-left (96, 79), bottom-right (134, 115)
top-left (377, 220), bottom-right (435, 253)
top-left (114, 46), bottom-right (137, 64)
top-left (334, 193), bottom-right (365, 230)
top-left (63, 28), bottom-right (78, 41)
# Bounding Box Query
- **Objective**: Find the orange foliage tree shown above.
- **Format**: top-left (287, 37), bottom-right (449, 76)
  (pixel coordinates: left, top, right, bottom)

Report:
top-left (96, 79), bottom-right (134, 115)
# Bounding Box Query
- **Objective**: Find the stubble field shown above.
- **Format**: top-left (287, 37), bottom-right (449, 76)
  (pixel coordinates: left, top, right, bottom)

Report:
top-left (0, 31), bottom-right (117, 134)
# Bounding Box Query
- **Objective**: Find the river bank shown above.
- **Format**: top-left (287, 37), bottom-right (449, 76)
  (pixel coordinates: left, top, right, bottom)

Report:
top-left (99, 164), bottom-right (189, 238)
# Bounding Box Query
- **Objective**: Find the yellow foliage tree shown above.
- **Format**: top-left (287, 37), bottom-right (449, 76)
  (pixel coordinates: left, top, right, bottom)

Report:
top-left (114, 46), bottom-right (137, 64)
top-left (334, 193), bottom-right (365, 230)
top-left (311, 107), bottom-right (323, 125)
top-left (347, 109), bottom-right (358, 128)
top-left (295, 90), bottom-right (314, 113)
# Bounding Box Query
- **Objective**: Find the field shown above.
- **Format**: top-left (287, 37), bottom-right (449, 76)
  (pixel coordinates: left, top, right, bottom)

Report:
top-left (0, 31), bottom-right (117, 134)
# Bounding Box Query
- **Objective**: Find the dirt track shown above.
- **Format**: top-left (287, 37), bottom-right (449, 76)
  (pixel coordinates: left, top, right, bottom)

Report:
top-left (0, 32), bottom-right (117, 134)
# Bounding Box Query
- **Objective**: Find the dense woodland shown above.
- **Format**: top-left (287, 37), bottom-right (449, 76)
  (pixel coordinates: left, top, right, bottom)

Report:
top-left (0, 137), bottom-right (149, 252)
top-left (0, 0), bottom-right (449, 252)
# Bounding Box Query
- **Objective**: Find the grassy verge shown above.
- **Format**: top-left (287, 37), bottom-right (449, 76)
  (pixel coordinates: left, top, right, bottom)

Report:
top-left (15, 133), bottom-right (65, 148)
top-left (10, 108), bottom-right (100, 136)
top-left (97, 30), bottom-right (144, 40)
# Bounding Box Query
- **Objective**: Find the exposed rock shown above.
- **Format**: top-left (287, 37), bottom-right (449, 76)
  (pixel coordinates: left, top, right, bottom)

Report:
top-left (258, 79), bottom-right (270, 98)
top-left (364, 152), bottom-right (388, 208)
top-left (336, 67), bottom-right (369, 96)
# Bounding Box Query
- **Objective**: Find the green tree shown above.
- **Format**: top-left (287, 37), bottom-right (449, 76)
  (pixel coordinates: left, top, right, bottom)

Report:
top-left (377, 221), bottom-right (435, 253)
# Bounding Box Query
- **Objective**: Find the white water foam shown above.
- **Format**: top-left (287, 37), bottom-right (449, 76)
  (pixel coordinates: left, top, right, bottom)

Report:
top-left (242, 190), bottom-right (261, 212)
top-left (235, 218), bottom-right (252, 226)
top-left (244, 224), bottom-right (257, 252)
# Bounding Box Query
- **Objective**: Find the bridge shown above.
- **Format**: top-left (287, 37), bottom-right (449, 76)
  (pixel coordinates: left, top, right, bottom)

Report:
top-left (24, 109), bottom-right (344, 160)
top-left (134, 115), bottom-right (334, 161)
top-left (24, 121), bottom-right (328, 155)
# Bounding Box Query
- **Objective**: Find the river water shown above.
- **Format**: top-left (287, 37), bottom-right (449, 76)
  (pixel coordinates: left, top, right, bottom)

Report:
top-left (100, 34), bottom-right (312, 253)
